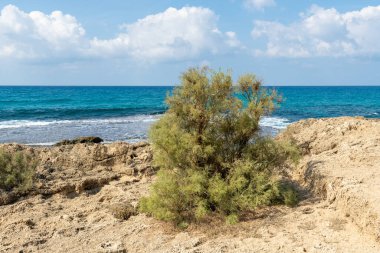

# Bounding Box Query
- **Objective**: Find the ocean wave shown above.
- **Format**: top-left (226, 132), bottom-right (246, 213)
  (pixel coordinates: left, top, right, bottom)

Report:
top-left (259, 116), bottom-right (290, 130)
top-left (27, 142), bottom-right (57, 146)
top-left (0, 115), bottom-right (290, 130)
top-left (0, 115), bottom-right (162, 130)
top-left (0, 107), bottom-right (166, 121)
top-left (0, 120), bottom-right (55, 129)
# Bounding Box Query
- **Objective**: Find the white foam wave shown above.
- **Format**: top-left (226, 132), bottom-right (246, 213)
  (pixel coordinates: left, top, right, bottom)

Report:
top-left (0, 115), bottom-right (290, 131)
top-left (0, 120), bottom-right (54, 129)
top-left (259, 116), bottom-right (290, 130)
top-left (27, 142), bottom-right (56, 146)
top-left (0, 115), bottom-right (161, 130)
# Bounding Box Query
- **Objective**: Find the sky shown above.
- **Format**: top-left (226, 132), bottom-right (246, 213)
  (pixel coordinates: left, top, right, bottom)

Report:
top-left (1, 0), bottom-right (380, 86)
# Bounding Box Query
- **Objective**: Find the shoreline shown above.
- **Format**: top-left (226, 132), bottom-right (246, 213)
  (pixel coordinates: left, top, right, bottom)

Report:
top-left (1, 116), bottom-right (378, 147)
top-left (0, 115), bottom-right (291, 145)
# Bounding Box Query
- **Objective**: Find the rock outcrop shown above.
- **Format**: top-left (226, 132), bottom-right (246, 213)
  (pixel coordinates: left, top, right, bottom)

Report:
top-left (54, 136), bottom-right (104, 146)
top-left (278, 117), bottom-right (380, 243)
top-left (0, 142), bottom-right (153, 205)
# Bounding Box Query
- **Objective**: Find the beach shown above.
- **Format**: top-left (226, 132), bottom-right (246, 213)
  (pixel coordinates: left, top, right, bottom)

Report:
top-left (1, 117), bottom-right (380, 252)
top-left (2, 1), bottom-right (380, 252)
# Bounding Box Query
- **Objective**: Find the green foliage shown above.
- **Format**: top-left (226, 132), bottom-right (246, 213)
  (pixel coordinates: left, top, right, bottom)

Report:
top-left (226, 214), bottom-right (239, 225)
top-left (0, 148), bottom-right (36, 193)
top-left (140, 67), bottom-right (299, 225)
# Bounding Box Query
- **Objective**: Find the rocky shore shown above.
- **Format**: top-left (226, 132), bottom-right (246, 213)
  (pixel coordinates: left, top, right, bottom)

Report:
top-left (1, 117), bottom-right (380, 252)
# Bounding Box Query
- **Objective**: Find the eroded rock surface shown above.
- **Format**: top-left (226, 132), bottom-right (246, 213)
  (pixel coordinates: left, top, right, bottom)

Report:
top-left (0, 142), bottom-right (153, 205)
top-left (278, 117), bottom-right (380, 243)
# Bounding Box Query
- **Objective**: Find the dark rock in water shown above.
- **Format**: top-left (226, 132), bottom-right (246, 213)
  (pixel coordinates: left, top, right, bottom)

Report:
top-left (54, 137), bottom-right (103, 146)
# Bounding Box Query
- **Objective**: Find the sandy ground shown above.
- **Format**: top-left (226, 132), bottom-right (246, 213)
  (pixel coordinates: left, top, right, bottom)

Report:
top-left (1, 117), bottom-right (379, 253)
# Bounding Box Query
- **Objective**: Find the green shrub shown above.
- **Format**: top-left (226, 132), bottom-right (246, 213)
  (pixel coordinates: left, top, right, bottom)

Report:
top-left (140, 67), bottom-right (299, 225)
top-left (0, 148), bottom-right (36, 193)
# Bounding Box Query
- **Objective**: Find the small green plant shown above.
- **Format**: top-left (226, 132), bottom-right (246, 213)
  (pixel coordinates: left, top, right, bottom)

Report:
top-left (0, 148), bottom-right (36, 193)
top-left (139, 67), bottom-right (299, 226)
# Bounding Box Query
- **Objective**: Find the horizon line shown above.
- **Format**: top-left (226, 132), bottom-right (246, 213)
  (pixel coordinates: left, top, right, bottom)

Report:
top-left (0, 84), bottom-right (380, 87)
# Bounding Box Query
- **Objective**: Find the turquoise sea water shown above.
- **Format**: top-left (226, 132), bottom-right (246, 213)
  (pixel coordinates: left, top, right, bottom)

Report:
top-left (0, 86), bottom-right (379, 145)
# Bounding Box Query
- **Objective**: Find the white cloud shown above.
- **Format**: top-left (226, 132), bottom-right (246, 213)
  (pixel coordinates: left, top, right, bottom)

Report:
top-left (0, 5), bottom-right (241, 62)
top-left (244, 0), bottom-right (276, 10)
top-left (0, 5), bottom-right (86, 59)
top-left (90, 7), bottom-right (242, 62)
top-left (252, 5), bottom-right (380, 57)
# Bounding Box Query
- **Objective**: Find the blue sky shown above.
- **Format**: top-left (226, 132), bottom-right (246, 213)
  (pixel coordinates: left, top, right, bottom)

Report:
top-left (1, 0), bottom-right (380, 85)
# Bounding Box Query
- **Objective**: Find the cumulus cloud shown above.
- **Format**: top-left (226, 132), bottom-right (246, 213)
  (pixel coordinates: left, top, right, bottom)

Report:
top-left (244, 0), bottom-right (276, 10)
top-left (0, 5), bottom-right (241, 62)
top-left (252, 5), bottom-right (380, 57)
top-left (0, 4), bottom-right (86, 59)
top-left (90, 7), bottom-right (242, 61)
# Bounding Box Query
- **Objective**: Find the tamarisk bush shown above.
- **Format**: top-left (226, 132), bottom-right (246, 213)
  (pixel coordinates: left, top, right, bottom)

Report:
top-left (140, 67), bottom-right (299, 226)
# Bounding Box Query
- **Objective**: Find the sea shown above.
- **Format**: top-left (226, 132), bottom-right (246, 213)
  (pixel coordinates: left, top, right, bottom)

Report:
top-left (0, 86), bottom-right (379, 145)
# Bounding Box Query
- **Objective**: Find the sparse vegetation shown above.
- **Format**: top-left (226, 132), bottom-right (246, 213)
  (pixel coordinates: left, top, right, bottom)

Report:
top-left (0, 148), bottom-right (36, 193)
top-left (139, 67), bottom-right (299, 226)
top-left (110, 203), bottom-right (137, 220)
